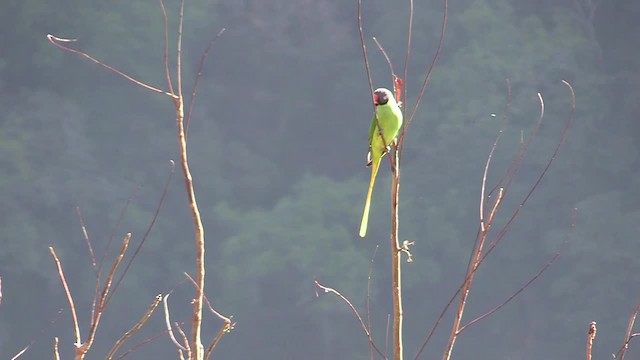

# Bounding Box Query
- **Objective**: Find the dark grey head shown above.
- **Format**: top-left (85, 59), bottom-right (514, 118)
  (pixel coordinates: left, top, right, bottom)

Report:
top-left (373, 88), bottom-right (392, 106)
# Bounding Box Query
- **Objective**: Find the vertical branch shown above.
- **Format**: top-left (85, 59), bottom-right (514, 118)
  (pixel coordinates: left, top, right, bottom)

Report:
top-left (390, 149), bottom-right (403, 360)
top-left (170, 1), bottom-right (205, 357)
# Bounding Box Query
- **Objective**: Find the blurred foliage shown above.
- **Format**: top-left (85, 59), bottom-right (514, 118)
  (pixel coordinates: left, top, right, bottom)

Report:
top-left (0, 0), bottom-right (638, 359)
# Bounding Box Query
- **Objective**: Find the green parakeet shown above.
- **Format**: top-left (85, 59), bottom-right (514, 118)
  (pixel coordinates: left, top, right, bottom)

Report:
top-left (359, 88), bottom-right (403, 238)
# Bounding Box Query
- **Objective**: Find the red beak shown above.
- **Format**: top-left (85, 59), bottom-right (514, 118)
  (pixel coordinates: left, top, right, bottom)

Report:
top-left (373, 93), bottom-right (379, 105)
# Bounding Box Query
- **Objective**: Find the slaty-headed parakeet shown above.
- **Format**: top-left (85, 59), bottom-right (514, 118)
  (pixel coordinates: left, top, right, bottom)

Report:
top-left (359, 88), bottom-right (403, 237)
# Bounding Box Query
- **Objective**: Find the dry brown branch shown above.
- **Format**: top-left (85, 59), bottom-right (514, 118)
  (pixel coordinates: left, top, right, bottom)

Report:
top-left (106, 295), bottom-right (162, 360)
top-left (46, 35), bottom-right (172, 97)
top-left (314, 278), bottom-right (387, 359)
top-left (49, 246), bottom-right (81, 346)
top-left (587, 321), bottom-right (597, 360)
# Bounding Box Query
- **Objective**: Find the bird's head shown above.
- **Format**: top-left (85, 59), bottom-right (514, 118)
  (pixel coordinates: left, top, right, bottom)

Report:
top-left (373, 88), bottom-right (394, 106)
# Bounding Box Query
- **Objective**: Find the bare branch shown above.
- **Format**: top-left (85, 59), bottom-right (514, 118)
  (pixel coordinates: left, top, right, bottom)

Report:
top-left (47, 35), bottom-right (172, 96)
top-left (49, 246), bottom-right (81, 346)
top-left (159, 0), bottom-right (175, 97)
top-left (186, 28), bottom-right (226, 138)
top-left (372, 37), bottom-right (396, 87)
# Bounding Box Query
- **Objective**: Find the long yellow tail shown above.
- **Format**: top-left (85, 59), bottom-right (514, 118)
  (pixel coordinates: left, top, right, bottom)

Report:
top-left (359, 160), bottom-right (381, 237)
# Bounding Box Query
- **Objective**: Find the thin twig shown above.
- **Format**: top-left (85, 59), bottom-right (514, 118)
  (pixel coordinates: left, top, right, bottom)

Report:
top-left (372, 37), bottom-right (396, 86)
top-left (107, 161), bottom-right (175, 306)
top-left (47, 35), bottom-right (171, 96)
top-left (75, 207), bottom-right (97, 273)
top-left (402, 0), bottom-right (414, 114)
top-left (49, 246), bottom-right (81, 346)
top-left (399, 0), bottom-right (448, 151)
top-left (314, 278), bottom-right (387, 359)
top-left (357, 0), bottom-right (374, 110)
top-left (185, 28), bottom-right (226, 138)
top-left (99, 185), bottom-right (141, 278)
top-left (158, 0), bottom-right (175, 97)
top-left (106, 295), bottom-right (162, 360)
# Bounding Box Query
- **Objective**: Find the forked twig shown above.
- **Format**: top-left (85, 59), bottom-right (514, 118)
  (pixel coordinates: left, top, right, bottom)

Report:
top-left (314, 278), bottom-right (387, 359)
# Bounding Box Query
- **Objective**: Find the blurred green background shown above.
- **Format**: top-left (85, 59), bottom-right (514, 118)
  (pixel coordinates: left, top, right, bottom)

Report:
top-left (0, 0), bottom-right (638, 359)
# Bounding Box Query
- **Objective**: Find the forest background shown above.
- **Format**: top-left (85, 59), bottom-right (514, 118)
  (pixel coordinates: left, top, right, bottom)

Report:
top-left (0, 0), bottom-right (639, 359)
